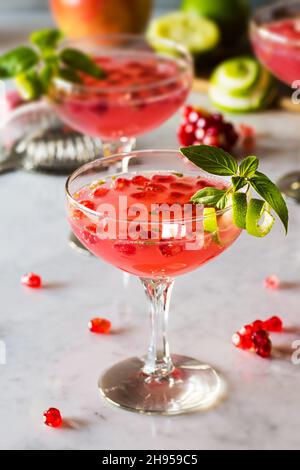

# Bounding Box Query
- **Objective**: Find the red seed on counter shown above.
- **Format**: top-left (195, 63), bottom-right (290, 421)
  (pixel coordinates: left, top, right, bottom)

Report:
top-left (88, 318), bottom-right (111, 334)
top-left (43, 408), bottom-right (62, 428)
top-left (21, 272), bottom-right (42, 288)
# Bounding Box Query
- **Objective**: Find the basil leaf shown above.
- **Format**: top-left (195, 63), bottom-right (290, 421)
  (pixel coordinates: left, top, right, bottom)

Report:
top-left (57, 67), bottom-right (82, 83)
top-left (239, 156), bottom-right (259, 178)
top-left (249, 171), bottom-right (288, 233)
top-left (180, 145), bottom-right (238, 176)
top-left (60, 48), bottom-right (106, 79)
top-left (0, 47), bottom-right (39, 77)
top-left (190, 187), bottom-right (227, 207)
top-left (232, 176), bottom-right (247, 192)
top-left (30, 29), bottom-right (63, 53)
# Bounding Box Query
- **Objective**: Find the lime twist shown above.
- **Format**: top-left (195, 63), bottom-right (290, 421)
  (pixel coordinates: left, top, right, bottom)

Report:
top-left (209, 56), bottom-right (277, 113)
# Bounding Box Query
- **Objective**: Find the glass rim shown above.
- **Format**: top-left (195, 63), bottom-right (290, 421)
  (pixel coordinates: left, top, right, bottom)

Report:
top-left (65, 149), bottom-right (232, 224)
top-left (53, 33), bottom-right (193, 95)
top-left (251, 0), bottom-right (300, 47)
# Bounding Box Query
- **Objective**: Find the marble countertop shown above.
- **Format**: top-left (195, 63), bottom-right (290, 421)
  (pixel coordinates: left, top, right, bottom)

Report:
top-left (0, 92), bottom-right (300, 450)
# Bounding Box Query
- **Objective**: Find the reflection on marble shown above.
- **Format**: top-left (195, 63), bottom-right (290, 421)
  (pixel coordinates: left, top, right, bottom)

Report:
top-left (0, 95), bottom-right (300, 449)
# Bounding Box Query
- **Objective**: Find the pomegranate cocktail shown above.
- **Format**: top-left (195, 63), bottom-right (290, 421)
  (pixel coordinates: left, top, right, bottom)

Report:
top-left (52, 53), bottom-right (192, 140)
top-left (251, 16), bottom-right (300, 85)
top-left (68, 170), bottom-right (240, 279)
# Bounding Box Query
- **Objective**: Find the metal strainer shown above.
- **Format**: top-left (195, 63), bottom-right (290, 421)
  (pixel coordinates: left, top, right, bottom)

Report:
top-left (0, 101), bottom-right (102, 174)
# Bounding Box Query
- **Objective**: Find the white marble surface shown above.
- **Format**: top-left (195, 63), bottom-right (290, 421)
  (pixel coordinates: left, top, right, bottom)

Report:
top-left (1, 89), bottom-right (300, 449)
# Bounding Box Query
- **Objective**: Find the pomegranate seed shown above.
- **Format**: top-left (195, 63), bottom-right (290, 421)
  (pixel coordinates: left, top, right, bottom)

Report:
top-left (206, 126), bottom-right (220, 136)
top-left (188, 110), bottom-right (201, 123)
top-left (251, 320), bottom-right (264, 332)
top-left (115, 178), bottom-right (131, 190)
top-left (131, 191), bottom-right (146, 199)
top-left (252, 330), bottom-right (272, 358)
top-left (93, 187), bottom-right (110, 197)
top-left (231, 332), bottom-right (253, 350)
top-left (177, 123), bottom-right (196, 146)
top-left (88, 317), bottom-right (111, 334)
top-left (145, 183), bottom-right (167, 193)
top-left (114, 241), bottom-right (136, 255)
top-left (132, 175), bottom-right (150, 186)
top-left (21, 272), bottom-right (42, 288)
top-left (169, 191), bottom-right (185, 200)
top-left (159, 242), bottom-right (183, 257)
top-left (203, 135), bottom-right (220, 147)
top-left (239, 123), bottom-right (255, 138)
top-left (81, 229), bottom-right (98, 245)
top-left (263, 316), bottom-right (283, 332)
top-left (264, 275), bottom-right (280, 290)
top-left (170, 181), bottom-right (193, 190)
top-left (152, 174), bottom-right (176, 183)
top-left (43, 408), bottom-right (62, 428)
top-left (80, 200), bottom-right (95, 210)
top-left (181, 105), bottom-right (193, 118)
top-left (195, 128), bottom-right (205, 140)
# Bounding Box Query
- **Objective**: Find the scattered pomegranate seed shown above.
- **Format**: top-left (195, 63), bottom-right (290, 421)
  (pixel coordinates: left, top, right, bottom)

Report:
top-left (80, 200), bottom-right (95, 210)
top-left (21, 272), bottom-right (42, 288)
top-left (252, 330), bottom-right (272, 358)
top-left (93, 187), bottom-right (110, 197)
top-left (43, 408), bottom-right (62, 428)
top-left (232, 331), bottom-right (253, 350)
top-left (264, 275), bottom-right (280, 290)
top-left (239, 124), bottom-right (256, 151)
top-left (88, 317), bottom-right (111, 334)
top-left (145, 183), bottom-right (167, 193)
top-left (81, 229), bottom-right (98, 245)
top-left (263, 316), bottom-right (283, 332)
top-left (251, 320), bottom-right (264, 332)
top-left (169, 191), bottom-right (185, 201)
top-left (151, 174), bottom-right (176, 183)
top-left (159, 242), bottom-right (183, 257)
top-left (132, 175), bottom-right (150, 186)
top-left (114, 241), bottom-right (136, 255)
top-left (131, 191), bottom-right (146, 199)
top-left (115, 178), bottom-right (131, 190)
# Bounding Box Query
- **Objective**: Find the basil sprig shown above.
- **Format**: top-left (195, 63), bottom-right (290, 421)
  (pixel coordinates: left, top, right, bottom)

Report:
top-left (0, 28), bottom-right (106, 99)
top-left (181, 145), bottom-right (289, 235)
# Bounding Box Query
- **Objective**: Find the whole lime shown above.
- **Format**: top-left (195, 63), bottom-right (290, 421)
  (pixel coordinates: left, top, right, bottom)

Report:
top-left (181, 0), bottom-right (250, 47)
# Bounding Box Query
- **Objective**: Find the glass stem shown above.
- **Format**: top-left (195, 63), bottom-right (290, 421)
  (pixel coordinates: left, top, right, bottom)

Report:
top-left (141, 278), bottom-right (174, 377)
top-left (102, 137), bottom-right (136, 157)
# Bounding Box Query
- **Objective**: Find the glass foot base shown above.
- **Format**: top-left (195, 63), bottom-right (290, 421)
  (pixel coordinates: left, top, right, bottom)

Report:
top-left (277, 171), bottom-right (300, 203)
top-left (99, 355), bottom-right (225, 415)
top-left (68, 232), bottom-right (91, 255)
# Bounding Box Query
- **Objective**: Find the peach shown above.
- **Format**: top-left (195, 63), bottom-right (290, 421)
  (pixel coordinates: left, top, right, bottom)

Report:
top-left (50, 0), bottom-right (153, 38)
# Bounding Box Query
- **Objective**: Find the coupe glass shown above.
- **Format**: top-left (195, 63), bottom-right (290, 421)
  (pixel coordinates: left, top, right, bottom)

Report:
top-left (250, 0), bottom-right (300, 203)
top-left (49, 34), bottom-right (193, 157)
top-left (66, 150), bottom-right (241, 415)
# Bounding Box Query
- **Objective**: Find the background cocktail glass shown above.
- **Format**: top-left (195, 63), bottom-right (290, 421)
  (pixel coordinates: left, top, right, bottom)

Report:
top-left (50, 34), bottom-right (193, 158)
top-left (250, 0), bottom-right (300, 203)
top-left (66, 150), bottom-right (241, 415)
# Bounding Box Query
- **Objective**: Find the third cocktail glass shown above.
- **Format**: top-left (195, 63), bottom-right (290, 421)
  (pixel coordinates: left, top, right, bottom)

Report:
top-left (250, 0), bottom-right (300, 202)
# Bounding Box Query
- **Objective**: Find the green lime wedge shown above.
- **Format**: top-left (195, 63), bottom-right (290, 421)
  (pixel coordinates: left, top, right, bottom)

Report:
top-left (203, 207), bottom-right (218, 232)
top-left (232, 192), bottom-right (247, 229)
top-left (246, 198), bottom-right (275, 237)
top-left (211, 57), bottom-right (260, 95)
top-left (15, 71), bottom-right (43, 100)
top-left (147, 11), bottom-right (220, 54)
